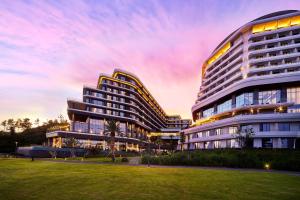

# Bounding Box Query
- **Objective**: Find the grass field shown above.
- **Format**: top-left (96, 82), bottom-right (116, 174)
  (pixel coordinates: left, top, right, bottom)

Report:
top-left (0, 158), bottom-right (299, 200)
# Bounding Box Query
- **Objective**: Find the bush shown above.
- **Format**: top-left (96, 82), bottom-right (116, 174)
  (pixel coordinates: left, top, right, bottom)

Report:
top-left (141, 149), bottom-right (300, 171)
top-left (121, 157), bottom-right (129, 162)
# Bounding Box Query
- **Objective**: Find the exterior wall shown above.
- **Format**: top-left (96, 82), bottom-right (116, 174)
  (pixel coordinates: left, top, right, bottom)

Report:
top-left (186, 11), bottom-right (300, 149)
top-left (47, 69), bottom-right (191, 149)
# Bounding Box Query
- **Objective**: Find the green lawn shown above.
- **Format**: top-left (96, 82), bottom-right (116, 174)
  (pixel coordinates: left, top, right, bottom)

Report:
top-left (0, 158), bottom-right (299, 200)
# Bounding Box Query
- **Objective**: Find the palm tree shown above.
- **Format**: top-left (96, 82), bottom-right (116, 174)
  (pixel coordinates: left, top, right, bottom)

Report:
top-left (104, 120), bottom-right (121, 162)
top-left (156, 136), bottom-right (163, 154)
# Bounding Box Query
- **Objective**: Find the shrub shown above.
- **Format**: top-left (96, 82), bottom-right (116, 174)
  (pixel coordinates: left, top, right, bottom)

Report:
top-left (141, 149), bottom-right (300, 171)
top-left (121, 157), bottom-right (129, 162)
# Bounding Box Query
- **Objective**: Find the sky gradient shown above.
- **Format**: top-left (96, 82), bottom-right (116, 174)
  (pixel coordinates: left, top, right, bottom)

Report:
top-left (1, 0), bottom-right (300, 122)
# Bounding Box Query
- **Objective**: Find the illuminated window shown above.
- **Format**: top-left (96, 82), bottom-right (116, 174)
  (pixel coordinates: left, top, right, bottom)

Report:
top-left (287, 87), bottom-right (300, 104)
top-left (252, 16), bottom-right (300, 34)
top-left (229, 127), bottom-right (237, 134)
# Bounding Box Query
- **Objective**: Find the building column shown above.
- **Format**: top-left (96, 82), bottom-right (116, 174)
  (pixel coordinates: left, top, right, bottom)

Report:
top-left (232, 94), bottom-right (236, 108)
top-left (71, 113), bottom-right (75, 132)
top-left (253, 89), bottom-right (259, 105)
top-left (281, 87), bottom-right (287, 103)
top-left (87, 117), bottom-right (90, 133)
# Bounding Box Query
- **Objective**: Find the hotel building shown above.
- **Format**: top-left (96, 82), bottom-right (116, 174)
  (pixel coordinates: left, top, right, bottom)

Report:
top-left (184, 10), bottom-right (300, 149)
top-left (47, 69), bottom-right (191, 150)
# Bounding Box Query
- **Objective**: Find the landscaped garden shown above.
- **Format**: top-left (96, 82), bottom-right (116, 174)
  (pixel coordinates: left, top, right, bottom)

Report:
top-left (0, 158), bottom-right (299, 200)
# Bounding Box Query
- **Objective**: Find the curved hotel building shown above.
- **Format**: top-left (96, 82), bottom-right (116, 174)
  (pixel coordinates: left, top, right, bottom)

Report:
top-left (47, 69), bottom-right (191, 150)
top-left (184, 10), bottom-right (300, 149)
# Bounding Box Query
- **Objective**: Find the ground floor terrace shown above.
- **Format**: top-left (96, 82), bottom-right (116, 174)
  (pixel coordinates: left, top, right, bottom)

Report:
top-left (46, 131), bottom-right (146, 151)
top-left (186, 137), bottom-right (300, 150)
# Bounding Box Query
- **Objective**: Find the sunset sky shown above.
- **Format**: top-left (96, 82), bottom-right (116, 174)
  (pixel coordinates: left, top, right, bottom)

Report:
top-left (1, 0), bottom-right (300, 123)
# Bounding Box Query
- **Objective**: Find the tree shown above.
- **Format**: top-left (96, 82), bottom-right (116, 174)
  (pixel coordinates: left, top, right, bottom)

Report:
top-left (64, 137), bottom-right (79, 158)
top-left (169, 135), bottom-right (176, 153)
top-left (156, 136), bottom-right (163, 154)
top-left (34, 118), bottom-right (40, 127)
top-left (235, 127), bottom-right (254, 148)
top-left (20, 118), bottom-right (32, 131)
top-left (15, 119), bottom-right (22, 131)
top-left (149, 136), bottom-right (158, 153)
top-left (180, 132), bottom-right (185, 152)
top-left (1, 120), bottom-right (7, 131)
top-left (104, 120), bottom-right (121, 162)
top-left (7, 119), bottom-right (15, 132)
top-left (64, 137), bottom-right (78, 148)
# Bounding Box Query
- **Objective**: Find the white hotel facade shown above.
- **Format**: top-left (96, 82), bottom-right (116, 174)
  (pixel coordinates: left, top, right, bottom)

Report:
top-left (183, 10), bottom-right (300, 149)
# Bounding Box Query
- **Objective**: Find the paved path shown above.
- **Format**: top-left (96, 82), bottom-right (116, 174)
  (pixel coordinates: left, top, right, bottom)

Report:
top-left (36, 158), bottom-right (300, 177)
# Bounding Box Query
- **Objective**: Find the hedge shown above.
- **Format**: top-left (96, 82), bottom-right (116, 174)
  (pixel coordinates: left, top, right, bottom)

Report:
top-left (141, 149), bottom-right (300, 171)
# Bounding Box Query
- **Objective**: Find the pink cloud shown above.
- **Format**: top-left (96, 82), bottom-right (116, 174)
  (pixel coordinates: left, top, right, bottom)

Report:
top-left (0, 0), bottom-right (300, 122)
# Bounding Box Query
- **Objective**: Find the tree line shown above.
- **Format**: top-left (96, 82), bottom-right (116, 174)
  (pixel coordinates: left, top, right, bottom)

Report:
top-left (0, 117), bottom-right (69, 153)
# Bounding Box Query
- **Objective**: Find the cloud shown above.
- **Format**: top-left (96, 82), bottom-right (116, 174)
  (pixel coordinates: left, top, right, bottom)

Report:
top-left (0, 0), bottom-right (299, 122)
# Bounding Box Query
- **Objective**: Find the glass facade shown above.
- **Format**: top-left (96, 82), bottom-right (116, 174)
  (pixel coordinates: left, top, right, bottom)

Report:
top-left (217, 99), bottom-right (232, 113)
top-left (203, 107), bottom-right (214, 118)
top-left (258, 90), bottom-right (281, 104)
top-left (236, 93), bottom-right (253, 107)
top-left (90, 119), bottom-right (104, 134)
top-left (73, 121), bottom-right (88, 132)
top-left (287, 87), bottom-right (300, 104)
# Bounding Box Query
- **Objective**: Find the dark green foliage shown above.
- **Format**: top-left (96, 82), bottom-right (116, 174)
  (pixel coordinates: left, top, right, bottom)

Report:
top-left (121, 157), bottom-right (129, 162)
top-left (0, 119), bottom-right (69, 153)
top-left (142, 149), bottom-right (300, 171)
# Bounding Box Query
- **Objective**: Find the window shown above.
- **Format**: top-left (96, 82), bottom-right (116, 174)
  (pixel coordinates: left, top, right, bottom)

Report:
top-left (106, 110), bottom-right (112, 115)
top-left (262, 138), bottom-right (273, 148)
top-left (216, 128), bottom-right (222, 135)
top-left (203, 107), bottom-right (214, 118)
top-left (287, 87), bottom-right (300, 104)
top-left (91, 107), bottom-right (103, 114)
top-left (89, 119), bottom-right (104, 134)
top-left (258, 90), bottom-right (281, 104)
top-left (217, 99), bottom-right (232, 113)
top-left (281, 138), bottom-right (294, 148)
top-left (229, 127), bottom-right (237, 134)
top-left (73, 121), bottom-right (88, 133)
top-left (278, 123), bottom-right (290, 131)
top-left (236, 93), bottom-right (253, 107)
top-left (260, 123), bottom-right (270, 131)
top-left (93, 100), bottom-right (103, 106)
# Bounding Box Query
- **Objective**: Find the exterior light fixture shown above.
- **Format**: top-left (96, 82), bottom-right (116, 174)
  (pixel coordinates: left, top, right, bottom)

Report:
top-left (264, 163), bottom-right (270, 170)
